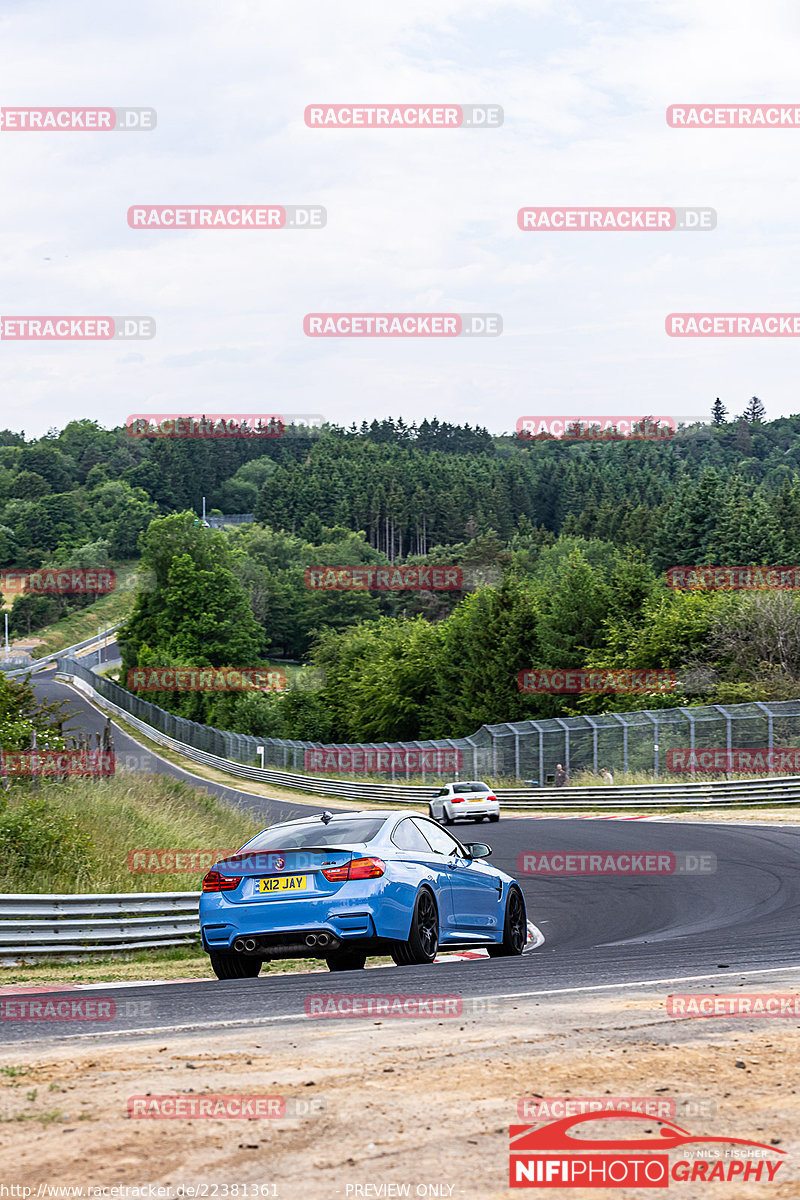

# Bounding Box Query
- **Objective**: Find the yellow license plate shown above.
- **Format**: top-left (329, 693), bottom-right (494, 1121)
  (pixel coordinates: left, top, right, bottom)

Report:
top-left (470, 797), bottom-right (485, 803)
top-left (258, 874), bottom-right (307, 894)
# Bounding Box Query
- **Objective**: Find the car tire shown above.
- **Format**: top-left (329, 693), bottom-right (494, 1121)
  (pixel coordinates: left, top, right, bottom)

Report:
top-left (391, 887), bottom-right (439, 965)
top-left (489, 814), bottom-right (500, 823)
top-left (325, 949), bottom-right (367, 971)
top-left (487, 887), bottom-right (527, 957)
top-left (209, 951), bottom-right (262, 979)
top-left (443, 810), bottom-right (454, 826)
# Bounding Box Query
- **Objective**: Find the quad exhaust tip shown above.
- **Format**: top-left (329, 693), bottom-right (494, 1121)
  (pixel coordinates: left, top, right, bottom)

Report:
top-left (236, 933), bottom-right (331, 951)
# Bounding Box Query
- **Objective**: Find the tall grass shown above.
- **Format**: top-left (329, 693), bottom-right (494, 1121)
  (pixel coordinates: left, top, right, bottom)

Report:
top-left (0, 774), bottom-right (261, 893)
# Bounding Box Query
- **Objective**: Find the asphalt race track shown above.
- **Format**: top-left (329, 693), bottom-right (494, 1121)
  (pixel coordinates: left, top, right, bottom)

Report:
top-left (3, 665), bottom-right (799, 1045)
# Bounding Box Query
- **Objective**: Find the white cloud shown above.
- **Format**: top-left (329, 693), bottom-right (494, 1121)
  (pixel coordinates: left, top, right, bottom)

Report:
top-left (0, 0), bottom-right (798, 436)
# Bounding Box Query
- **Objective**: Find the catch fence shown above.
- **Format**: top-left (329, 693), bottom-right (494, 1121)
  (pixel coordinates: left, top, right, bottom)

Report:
top-left (55, 655), bottom-right (800, 783)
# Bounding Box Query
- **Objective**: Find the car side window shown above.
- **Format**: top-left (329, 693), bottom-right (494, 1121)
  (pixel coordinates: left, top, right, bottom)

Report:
top-left (411, 817), bottom-right (465, 857)
top-left (391, 818), bottom-right (435, 852)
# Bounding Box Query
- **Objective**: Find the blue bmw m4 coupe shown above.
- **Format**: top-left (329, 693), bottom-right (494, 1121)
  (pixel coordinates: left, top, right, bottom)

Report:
top-left (200, 809), bottom-right (527, 977)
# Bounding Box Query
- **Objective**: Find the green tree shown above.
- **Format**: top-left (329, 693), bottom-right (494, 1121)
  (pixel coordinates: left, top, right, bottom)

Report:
top-left (709, 478), bottom-right (786, 563)
top-left (119, 513), bottom-right (266, 678)
top-left (742, 395), bottom-right (766, 423)
top-left (711, 397), bottom-right (727, 425)
top-left (536, 551), bottom-right (611, 666)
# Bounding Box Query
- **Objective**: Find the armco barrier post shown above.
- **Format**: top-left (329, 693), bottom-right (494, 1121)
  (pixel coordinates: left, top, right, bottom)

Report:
top-left (754, 701), bottom-right (774, 756)
top-left (586, 715), bottom-right (599, 774)
top-left (678, 708), bottom-right (696, 776)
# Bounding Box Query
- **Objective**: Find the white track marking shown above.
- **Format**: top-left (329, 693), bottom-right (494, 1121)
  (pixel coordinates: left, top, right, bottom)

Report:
top-left (524, 920), bottom-right (545, 950)
top-left (15, 963), bottom-right (800, 1042)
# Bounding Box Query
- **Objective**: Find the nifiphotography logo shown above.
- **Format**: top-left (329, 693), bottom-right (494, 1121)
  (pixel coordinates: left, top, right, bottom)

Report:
top-left (509, 1111), bottom-right (785, 1187)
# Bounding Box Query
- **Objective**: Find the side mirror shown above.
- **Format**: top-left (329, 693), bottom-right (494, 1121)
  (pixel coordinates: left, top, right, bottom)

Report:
top-left (464, 843), bottom-right (492, 859)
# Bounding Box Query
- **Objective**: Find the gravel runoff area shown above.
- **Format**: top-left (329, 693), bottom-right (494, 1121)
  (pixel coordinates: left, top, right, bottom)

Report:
top-left (1, 968), bottom-right (798, 1198)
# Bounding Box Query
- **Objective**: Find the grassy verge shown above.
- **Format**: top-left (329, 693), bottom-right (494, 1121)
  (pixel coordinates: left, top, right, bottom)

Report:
top-left (1, 561), bottom-right (140, 659)
top-left (0, 773), bottom-right (261, 893)
top-left (31, 564), bottom-right (139, 658)
top-left (0, 946), bottom-right (339, 985)
top-left (560, 767), bottom-right (800, 787)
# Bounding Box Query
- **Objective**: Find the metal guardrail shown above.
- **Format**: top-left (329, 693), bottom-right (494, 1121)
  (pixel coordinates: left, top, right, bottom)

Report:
top-left (0, 891), bottom-right (199, 958)
top-left (55, 665), bottom-right (800, 808)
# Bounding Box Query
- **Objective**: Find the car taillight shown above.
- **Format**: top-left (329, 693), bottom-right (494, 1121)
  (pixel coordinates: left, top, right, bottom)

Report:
top-left (487, 795), bottom-right (497, 802)
top-left (451, 797), bottom-right (466, 803)
top-left (321, 857), bottom-right (386, 882)
top-left (202, 870), bottom-right (242, 892)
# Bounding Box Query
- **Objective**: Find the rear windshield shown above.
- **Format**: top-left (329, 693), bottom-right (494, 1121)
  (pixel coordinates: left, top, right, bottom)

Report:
top-left (239, 817), bottom-right (387, 851)
top-left (452, 782), bottom-right (489, 794)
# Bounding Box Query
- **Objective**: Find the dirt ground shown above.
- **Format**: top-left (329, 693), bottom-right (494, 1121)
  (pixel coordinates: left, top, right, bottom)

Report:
top-left (1, 972), bottom-right (798, 1198)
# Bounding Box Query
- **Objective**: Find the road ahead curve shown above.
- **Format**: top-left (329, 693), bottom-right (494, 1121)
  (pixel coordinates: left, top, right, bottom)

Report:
top-left (3, 667), bottom-right (798, 1043)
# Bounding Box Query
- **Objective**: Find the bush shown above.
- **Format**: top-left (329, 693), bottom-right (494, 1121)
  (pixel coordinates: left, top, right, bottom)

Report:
top-left (0, 795), bottom-right (94, 888)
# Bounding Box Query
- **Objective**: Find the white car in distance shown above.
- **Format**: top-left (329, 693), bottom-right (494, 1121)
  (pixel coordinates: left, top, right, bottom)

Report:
top-left (429, 780), bottom-right (500, 825)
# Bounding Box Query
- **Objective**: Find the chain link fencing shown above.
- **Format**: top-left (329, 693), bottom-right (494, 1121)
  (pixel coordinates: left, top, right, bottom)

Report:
top-left (56, 655), bottom-right (800, 784)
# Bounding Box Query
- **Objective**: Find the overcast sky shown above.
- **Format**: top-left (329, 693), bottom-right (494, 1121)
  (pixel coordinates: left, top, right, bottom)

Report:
top-left (2, 0), bottom-right (800, 439)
